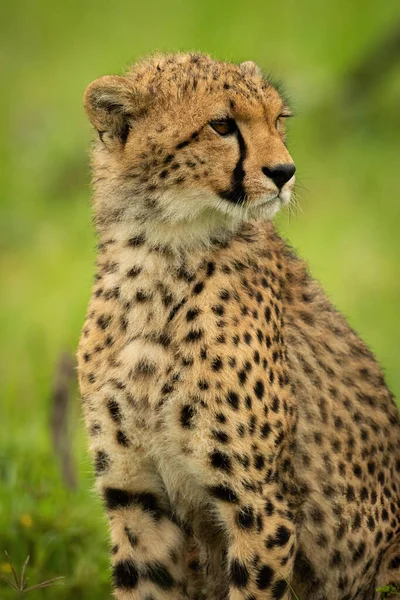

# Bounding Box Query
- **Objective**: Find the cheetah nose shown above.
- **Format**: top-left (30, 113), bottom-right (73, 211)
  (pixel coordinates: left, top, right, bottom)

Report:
top-left (262, 163), bottom-right (296, 189)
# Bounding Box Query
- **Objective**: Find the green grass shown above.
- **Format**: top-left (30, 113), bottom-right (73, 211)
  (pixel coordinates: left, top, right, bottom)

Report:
top-left (1, 0), bottom-right (400, 596)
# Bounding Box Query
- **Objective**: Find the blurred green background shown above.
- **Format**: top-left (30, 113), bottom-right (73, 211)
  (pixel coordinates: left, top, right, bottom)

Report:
top-left (1, 0), bottom-right (400, 597)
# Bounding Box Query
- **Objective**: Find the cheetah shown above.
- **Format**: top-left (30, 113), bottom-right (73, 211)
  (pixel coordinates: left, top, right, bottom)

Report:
top-left (77, 53), bottom-right (400, 600)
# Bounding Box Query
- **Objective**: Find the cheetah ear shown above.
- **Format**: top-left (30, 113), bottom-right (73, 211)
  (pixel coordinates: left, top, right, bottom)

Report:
top-left (239, 61), bottom-right (263, 77)
top-left (84, 75), bottom-right (143, 144)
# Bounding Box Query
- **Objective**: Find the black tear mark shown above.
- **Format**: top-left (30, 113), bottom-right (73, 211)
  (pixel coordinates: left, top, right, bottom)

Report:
top-left (220, 125), bottom-right (247, 204)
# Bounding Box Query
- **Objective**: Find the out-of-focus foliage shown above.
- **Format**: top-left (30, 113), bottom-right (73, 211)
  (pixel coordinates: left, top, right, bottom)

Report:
top-left (1, 1), bottom-right (399, 597)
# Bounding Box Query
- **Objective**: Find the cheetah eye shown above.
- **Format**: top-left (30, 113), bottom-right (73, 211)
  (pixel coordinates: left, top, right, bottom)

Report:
top-left (275, 113), bottom-right (293, 132)
top-left (209, 118), bottom-right (237, 136)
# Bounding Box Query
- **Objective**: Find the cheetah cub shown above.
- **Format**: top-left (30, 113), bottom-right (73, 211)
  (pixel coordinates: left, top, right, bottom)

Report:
top-left (77, 53), bottom-right (400, 600)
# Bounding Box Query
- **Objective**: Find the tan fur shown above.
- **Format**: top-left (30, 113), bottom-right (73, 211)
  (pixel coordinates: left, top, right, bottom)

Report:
top-left (77, 53), bottom-right (400, 600)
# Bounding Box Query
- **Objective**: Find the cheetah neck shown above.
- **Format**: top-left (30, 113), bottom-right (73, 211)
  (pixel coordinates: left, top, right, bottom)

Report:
top-left (93, 183), bottom-right (255, 253)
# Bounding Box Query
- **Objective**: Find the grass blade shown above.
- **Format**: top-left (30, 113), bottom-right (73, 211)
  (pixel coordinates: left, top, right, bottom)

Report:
top-left (20, 555), bottom-right (30, 589)
top-left (24, 576), bottom-right (65, 592)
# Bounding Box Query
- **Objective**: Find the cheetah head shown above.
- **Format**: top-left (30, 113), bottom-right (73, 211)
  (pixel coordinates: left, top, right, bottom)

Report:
top-left (84, 53), bottom-right (295, 240)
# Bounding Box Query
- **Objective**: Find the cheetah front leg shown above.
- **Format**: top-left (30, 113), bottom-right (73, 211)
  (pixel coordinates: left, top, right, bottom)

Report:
top-left (160, 420), bottom-right (297, 599)
top-left (94, 450), bottom-right (190, 599)
top-left (209, 487), bottom-right (296, 600)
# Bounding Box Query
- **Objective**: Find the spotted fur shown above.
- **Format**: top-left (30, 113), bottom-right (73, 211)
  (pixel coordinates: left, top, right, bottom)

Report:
top-left (77, 53), bottom-right (400, 600)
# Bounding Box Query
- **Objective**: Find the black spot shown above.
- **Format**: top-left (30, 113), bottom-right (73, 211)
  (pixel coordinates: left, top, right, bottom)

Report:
top-left (265, 500), bottom-right (275, 515)
top-left (161, 383), bottom-right (173, 395)
top-left (95, 451), bottom-right (110, 475)
top-left (272, 579), bottom-right (288, 599)
top-left (212, 304), bottom-right (225, 316)
top-left (176, 265), bottom-right (195, 282)
top-left (116, 430), bottom-right (130, 447)
top-left (90, 423), bottom-right (101, 435)
top-left (352, 541), bottom-right (366, 563)
top-left (136, 289), bottom-right (152, 302)
top-left (265, 307), bottom-right (271, 323)
top-left (389, 556), bottom-right (400, 569)
top-left (188, 559), bottom-right (201, 571)
top-left (260, 423), bottom-right (271, 438)
top-left (128, 234), bottom-right (146, 247)
top-left (168, 298), bottom-right (187, 321)
top-left (146, 562), bottom-right (175, 589)
top-left (198, 379), bottom-right (209, 390)
top-left (176, 139), bottom-right (190, 149)
top-left (300, 311), bottom-right (314, 326)
top-left (275, 525), bottom-right (291, 546)
top-left (124, 526), bottom-right (138, 547)
top-left (210, 450), bottom-right (232, 472)
top-left (352, 513), bottom-right (361, 531)
top-left (254, 380), bottom-right (264, 400)
top-left (104, 488), bottom-right (134, 510)
top-left (254, 454), bottom-right (265, 470)
top-left (256, 564), bottom-right (274, 589)
top-left (249, 414), bottom-right (257, 435)
top-left (237, 505), bottom-right (255, 529)
top-left (330, 550), bottom-right (342, 567)
top-left (186, 308), bottom-right (200, 321)
top-left (193, 282), bottom-right (204, 294)
top-left (212, 357), bottom-right (223, 371)
top-left (135, 358), bottom-right (157, 376)
top-left (213, 430), bottom-right (229, 443)
top-left (186, 329), bottom-right (203, 342)
top-left (104, 489), bottom-right (163, 519)
top-left (237, 424), bottom-right (246, 437)
top-left (206, 262), bottom-right (216, 277)
top-left (346, 485), bottom-right (356, 502)
top-left (227, 391), bottom-right (240, 410)
top-left (230, 559), bottom-right (249, 588)
top-left (107, 398), bottom-right (122, 423)
top-left (127, 266), bottom-right (142, 278)
top-left (180, 404), bottom-right (196, 428)
top-left (209, 484), bottom-right (238, 503)
top-left (112, 560), bottom-right (139, 589)
top-left (105, 335), bottom-right (114, 346)
top-left (238, 370), bottom-right (247, 385)
top-left (375, 531), bottom-right (383, 547)
top-left (271, 396), bottom-right (280, 412)
top-left (97, 314), bottom-right (112, 329)
top-left (310, 506), bottom-right (325, 524)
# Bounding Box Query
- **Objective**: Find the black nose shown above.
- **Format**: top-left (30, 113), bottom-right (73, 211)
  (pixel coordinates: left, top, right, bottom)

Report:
top-left (262, 163), bottom-right (296, 189)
